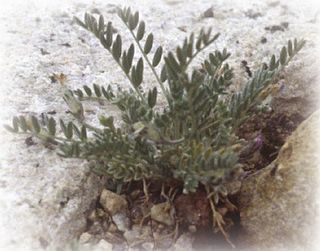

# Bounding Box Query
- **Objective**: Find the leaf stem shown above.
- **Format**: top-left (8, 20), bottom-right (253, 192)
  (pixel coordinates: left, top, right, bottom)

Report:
top-left (110, 54), bottom-right (147, 104)
top-left (184, 35), bottom-right (220, 71)
top-left (120, 19), bottom-right (170, 104)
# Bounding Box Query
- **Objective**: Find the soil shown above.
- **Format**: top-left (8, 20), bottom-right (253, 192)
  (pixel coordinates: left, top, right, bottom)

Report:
top-left (81, 93), bottom-right (316, 250)
top-left (191, 97), bottom-right (313, 250)
top-left (237, 108), bottom-right (305, 171)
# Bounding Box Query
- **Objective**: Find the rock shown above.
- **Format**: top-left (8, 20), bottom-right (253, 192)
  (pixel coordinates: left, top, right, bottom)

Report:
top-left (123, 227), bottom-right (139, 242)
top-left (202, 7), bottom-right (214, 18)
top-left (96, 208), bottom-right (107, 218)
top-left (173, 233), bottom-right (194, 251)
top-left (150, 202), bottom-right (175, 226)
top-left (79, 232), bottom-right (93, 244)
top-left (88, 210), bottom-right (98, 222)
top-left (188, 225), bottom-right (197, 233)
top-left (112, 212), bottom-right (130, 232)
top-left (99, 189), bottom-right (128, 215)
top-left (260, 37), bottom-right (267, 44)
top-left (93, 239), bottom-right (113, 251)
top-left (244, 10), bottom-right (263, 19)
top-left (87, 221), bottom-right (109, 238)
top-left (141, 242), bottom-right (154, 250)
top-left (123, 225), bottom-right (152, 244)
top-left (238, 110), bottom-right (320, 250)
top-left (112, 243), bottom-right (128, 251)
top-left (108, 223), bottom-right (119, 233)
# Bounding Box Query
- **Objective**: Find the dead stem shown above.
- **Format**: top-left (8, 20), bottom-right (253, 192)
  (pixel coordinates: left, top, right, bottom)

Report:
top-left (205, 186), bottom-right (236, 248)
top-left (173, 221), bottom-right (180, 242)
top-left (142, 178), bottom-right (150, 203)
top-left (168, 186), bottom-right (179, 201)
top-left (139, 212), bottom-right (151, 228)
top-left (161, 184), bottom-right (179, 202)
top-left (221, 196), bottom-right (237, 212)
top-left (161, 184), bottom-right (170, 201)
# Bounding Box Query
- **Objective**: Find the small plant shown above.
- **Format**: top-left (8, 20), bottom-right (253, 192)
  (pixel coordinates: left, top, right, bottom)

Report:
top-left (5, 6), bottom-right (305, 243)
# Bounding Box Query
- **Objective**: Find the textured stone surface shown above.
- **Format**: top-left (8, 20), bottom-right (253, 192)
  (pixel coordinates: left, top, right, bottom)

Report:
top-left (238, 110), bottom-right (320, 251)
top-left (99, 189), bottom-right (128, 215)
top-left (0, 0), bottom-right (318, 250)
top-left (92, 239), bottom-right (113, 251)
top-left (151, 202), bottom-right (175, 226)
top-left (174, 233), bottom-right (194, 251)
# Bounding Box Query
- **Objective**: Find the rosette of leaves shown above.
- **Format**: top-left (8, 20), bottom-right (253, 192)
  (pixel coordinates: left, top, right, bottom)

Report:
top-left (5, 6), bottom-right (305, 213)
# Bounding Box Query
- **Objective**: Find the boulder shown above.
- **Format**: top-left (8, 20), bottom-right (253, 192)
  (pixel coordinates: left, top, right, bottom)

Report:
top-left (238, 110), bottom-right (320, 250)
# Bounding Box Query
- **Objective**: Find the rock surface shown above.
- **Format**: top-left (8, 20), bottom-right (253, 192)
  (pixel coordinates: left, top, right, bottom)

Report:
top-left (99, 189), bottom-right (128, 215)
top-left (238, 109), bottom-right (320, 250)
top-left (174, 233), bottom-right (194, 251)
top-left (0, 0), bottom-right (318, 250)
top-left (150, 202), bottom-right (175, 226)
top-left (92, 239), bottom-right (113, 251)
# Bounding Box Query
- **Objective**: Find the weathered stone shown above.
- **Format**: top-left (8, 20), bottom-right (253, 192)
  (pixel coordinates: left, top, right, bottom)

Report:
top-left (112, 212), bottom-right (130, 232)
top-left (96, 208), bottom-right (108, 218)
top-left (88, 210), bottom-right (98, 222)
top-left (108, 223), bottom-right (118, 233)
top-left (99, 189), bottom-right (128, 215)
top-left (79, 232), bottom-right (93, 244)
top-left (93, 239), bottom-right (113, 251)
top-left (123, 225), bottom-right (152, 243)
top-left (141, 242), bottom-right (154, 250)
top-left (150, 202), bottom-right (175, 226)
top-left (238, 110), bottom-right (320, 250)
top-left (173, 233), bottom-right (194, 251)
top-left (202, 7), bottom-right (214, 18)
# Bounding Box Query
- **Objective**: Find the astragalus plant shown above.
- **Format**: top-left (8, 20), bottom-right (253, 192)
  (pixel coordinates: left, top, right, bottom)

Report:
top-left (5, 6), bottom-right (304, 242)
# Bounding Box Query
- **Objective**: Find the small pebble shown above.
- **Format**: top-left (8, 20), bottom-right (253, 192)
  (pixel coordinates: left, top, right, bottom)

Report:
top-left (94, 239), bottom-right (113, 251)
top-left (203, 7), bottom-right (214, 18)
top-left (79, 232), bottom-right (92, 244)
top-left (99, 189), bottom-right (128, 215)
top-left (261, 37), bottom-right (267, 44)
top-left (25, 137), bottom-right (36, 146)
top-left (188, 225), bottom-right (197, 233)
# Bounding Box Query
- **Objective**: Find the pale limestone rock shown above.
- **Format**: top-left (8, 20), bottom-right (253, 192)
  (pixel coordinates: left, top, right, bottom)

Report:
top-left (112, 212), bottom-right (130, 232)
top-left (123, 225), bottom-right (152, 243)
top-left (79, 232), bottom-right (93, 244)
top-left (93, 239), bottom-right (113, 251)
top-left (141, 242), bottom-right (154, 250)
top-left (238, 110), bottom-right (320, 251)
top-left (173, 233), bottom-right (194, 251)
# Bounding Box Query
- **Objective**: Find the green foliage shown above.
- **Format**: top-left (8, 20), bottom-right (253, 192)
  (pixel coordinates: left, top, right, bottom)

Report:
top-left (6, 7), bottom-right (305, 194)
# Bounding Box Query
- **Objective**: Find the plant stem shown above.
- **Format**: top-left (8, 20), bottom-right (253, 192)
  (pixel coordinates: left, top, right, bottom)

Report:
top-left (183, 35), bottom-right (219, 71)
top-left (111, 54), bottom-right (147, 104)
top-left (205, 185), bottom-right (235, 249)
top-left (14, 131), bottom-right (79, 144)
top-left (120, 19), bottom-right (170, 104)
top-left (81, 121), bottom-right (103, 134)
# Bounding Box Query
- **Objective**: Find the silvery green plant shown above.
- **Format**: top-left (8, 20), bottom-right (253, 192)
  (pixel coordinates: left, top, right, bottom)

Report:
top-left (6, 7), bottom-right (305, 196)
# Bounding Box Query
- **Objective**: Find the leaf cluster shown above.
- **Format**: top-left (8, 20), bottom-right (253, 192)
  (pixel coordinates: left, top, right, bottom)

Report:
top-left (6, 7), bottom-right (305, 194)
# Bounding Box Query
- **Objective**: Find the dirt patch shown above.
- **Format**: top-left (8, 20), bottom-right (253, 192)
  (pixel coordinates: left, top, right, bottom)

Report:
top-left (237, 109), bottom-right (305, 171)
top-left (237, 93), bottom-right (316, 172)
top-left (78, 93), bottom-right (316, 250)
